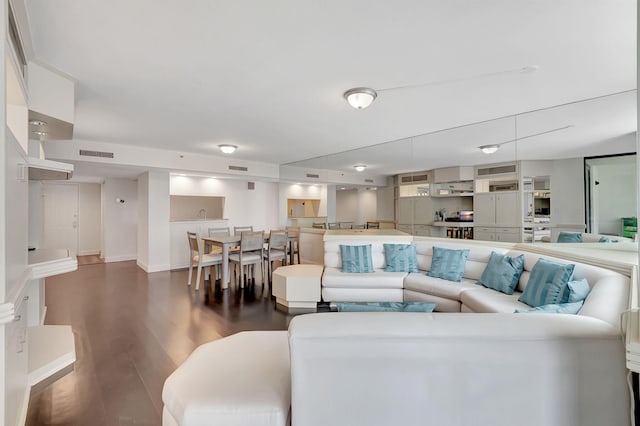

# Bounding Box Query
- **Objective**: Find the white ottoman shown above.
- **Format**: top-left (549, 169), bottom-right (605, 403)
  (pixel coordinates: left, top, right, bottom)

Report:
top-left (272, 265), bottom-right (323, 310)
top-left (162, 331), bottom-right (290, 426)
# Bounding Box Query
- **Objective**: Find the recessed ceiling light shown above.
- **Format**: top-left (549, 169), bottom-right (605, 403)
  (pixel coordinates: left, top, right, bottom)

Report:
top-left (354, 164), bottom-right (367, 172)
top-left (29, 119), bottom-right (48, 126)
top-left (32, 130), bottom-right (48, 136)
top-left (344, 88), bottom-right (377, 109)
top-left (219, 144), bottom-right (237, 154)
top-left (479, 144), bottom-right (499, 154)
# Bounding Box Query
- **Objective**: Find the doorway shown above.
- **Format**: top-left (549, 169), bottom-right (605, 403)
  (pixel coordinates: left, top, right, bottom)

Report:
top-left (42, 183), bottom-right (79, 254)
top-left (585, 153), bottom-right (637, 237)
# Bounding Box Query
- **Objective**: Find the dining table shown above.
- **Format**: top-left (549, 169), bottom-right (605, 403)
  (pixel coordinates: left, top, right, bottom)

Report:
top-left (202, 232), bottom-right (298, 289)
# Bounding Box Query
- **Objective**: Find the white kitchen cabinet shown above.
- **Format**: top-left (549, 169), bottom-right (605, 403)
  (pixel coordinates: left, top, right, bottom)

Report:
top-left (396, 197), bottom-right (433, 235)
top-left (474, 226), bottom-right (520, 242)
top-left (473, 193), bottom-right (496, 226)
top-left (433, 166), bottom-right (474, 183)
top-left (495, 192), bottom-right (520, 226)
top-left (474, 227), bottom-right (496, 241)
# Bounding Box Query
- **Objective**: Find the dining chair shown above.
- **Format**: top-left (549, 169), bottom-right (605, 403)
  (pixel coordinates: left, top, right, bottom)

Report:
top-left (207, 227), bottom-right (231, 254)
top-left (228, 231), bottom-right (264, 288)
top-left (233, 226), bottom-right (253, 236)
top-left (286, 227), bottom-right (301, 264)
top-left (263, 230), bottom-right (287, 284)
top-left (327, 222), bottom-right (339, 230)
top-left (312, 222), bottom-right (326, 229)
top-left (339, 222), bottom-right (353, 229)
top-left (366, 221), bottom-right (380, 229)
top-left (187, 231), bottom-right (222, 291)
top-left (352, 224), bottom-right (365, 229)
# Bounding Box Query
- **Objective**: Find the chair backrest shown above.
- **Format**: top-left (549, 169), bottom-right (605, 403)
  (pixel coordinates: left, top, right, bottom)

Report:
top-left (339, 222), bottom-right (353, 229)
top-left (268, 230), bottom-right (287, 250)
top-left (352, 224), bottom-right (365, 229)
top-left (367, 221), bottom-right (380, 229)
top-left (327, 223), bottom-right (338, 230)
top-left (312, 222), bottom-right (326, 229)
top-left (234, 226), bottom-right (253, 236)
top-left (187, 231), bottom-right (201, 254)
top-left (240, 231), bottom-right (264, 252)
top-left (209, 227), bottom-right (231, 237)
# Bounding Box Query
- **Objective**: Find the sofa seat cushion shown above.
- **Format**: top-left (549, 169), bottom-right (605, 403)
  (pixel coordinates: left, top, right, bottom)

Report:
top-left (460, 286), bottom-right (531, 313)
top-left (404, 273), bottom-right (480, 300)
top-left (322, 267), bottom-right (407, 289)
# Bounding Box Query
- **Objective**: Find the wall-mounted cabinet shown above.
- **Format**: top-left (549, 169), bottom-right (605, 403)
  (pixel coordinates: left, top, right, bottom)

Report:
top-left (433, 166), bottom-right (474, 183)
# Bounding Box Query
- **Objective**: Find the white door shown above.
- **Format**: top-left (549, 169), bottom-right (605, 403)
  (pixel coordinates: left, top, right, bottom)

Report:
top-left (473, 193), bottom-right (496, 225)
top-left (495, 192), bottom-right (521, 226)
top-left (42, 183), bottom-right (79, 254)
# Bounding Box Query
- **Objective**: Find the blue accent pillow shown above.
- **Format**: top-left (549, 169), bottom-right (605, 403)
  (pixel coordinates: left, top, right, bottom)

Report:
top-left (384, 244), bottom-right (419, 273)
top-left (557, 232), bottom-right (583, 243)
top-left (336, 302), bottom-right (436, 312)
top-left (340, 244), bottom-right (374, 273)
top-left (427, 246), bottom-right (470, 282)
top-left (515, 301), bottom-right (584, 314)
top-left (518, 258), bottom-right (575, 307)
top-left (477, 251), bottom-right (525, 295)
top-left (561, 278), bottom-right (591, 303)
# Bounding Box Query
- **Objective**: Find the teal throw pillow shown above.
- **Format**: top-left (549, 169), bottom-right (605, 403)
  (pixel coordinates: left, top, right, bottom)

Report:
top-left (427, 246), bottom-right (470, 282)
top-left (518, 259), bottom-right (575, 307)
top-left (477, 251), bottom-right (525, 295)
top-left (598, 236), bottom-right (619, 243)
top-left (557, 232), bottom-right (583, 243)
top-left (561, 278), bottom-right (591, 303)
top-left (384, 244), bottom-right (419, 273)
top-left (515, 301), bottom-right (584, 314)
top-left (336, 302), bottom-right (436, 312)
top-left (340, 244), bottom-right (374, 273)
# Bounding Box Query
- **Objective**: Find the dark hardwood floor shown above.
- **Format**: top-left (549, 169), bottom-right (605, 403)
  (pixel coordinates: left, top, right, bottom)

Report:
top-left (26, 261), bottom-right (295, 426)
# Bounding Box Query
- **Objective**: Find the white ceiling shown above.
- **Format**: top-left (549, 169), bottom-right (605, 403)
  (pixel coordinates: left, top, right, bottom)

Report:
top-left (24, 0), bottom-right (637, 178)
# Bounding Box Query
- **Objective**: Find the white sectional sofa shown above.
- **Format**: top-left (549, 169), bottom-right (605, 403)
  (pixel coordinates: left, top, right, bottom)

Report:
top-left (322, 234), bottom-right (629, 328)
top-left (164, 234), bottom-right (635, 426)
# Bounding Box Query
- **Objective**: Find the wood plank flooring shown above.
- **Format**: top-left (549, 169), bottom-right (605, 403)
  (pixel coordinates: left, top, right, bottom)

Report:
top-left (25, 261), bottom-right (294, 426)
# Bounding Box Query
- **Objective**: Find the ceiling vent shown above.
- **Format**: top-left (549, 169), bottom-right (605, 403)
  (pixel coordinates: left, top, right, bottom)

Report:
top-left (79, 149), bottom-right (114, 159)
top-left (306, 173), bottom-right (320, 179)
top-left (364, 179), bottom-right (374, 183)
top-left (228, 165), bottom-right (248, 172)
top-left (476, 164), bottom-right (517, 177)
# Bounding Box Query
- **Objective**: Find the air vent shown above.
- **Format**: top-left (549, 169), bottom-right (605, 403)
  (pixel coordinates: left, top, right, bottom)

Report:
top-left (364, 179), bottom-right (374, 183)
top-left (228, 165), bottom-right (248, 172)
top-left (476, 164), bottom-right (517, 176)
top-left (79, 149), bottom-right (114, 158)
top-left (247, 182), bottom-right (255, 190)
top-left (401, 176), bottom-right (413, 184)
top-left (306, 173), bottom-right (320, 179)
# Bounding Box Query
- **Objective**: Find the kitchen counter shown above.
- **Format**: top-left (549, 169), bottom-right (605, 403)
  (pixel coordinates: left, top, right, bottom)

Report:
top-left (432, 221), bottom-right (474, 227)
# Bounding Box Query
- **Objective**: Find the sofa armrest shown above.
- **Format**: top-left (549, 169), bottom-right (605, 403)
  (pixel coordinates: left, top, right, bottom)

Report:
top-left (289, 313), bottom-right (629, 426)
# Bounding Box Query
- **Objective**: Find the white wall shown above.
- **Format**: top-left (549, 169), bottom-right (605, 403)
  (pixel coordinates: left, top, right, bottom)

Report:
top-left (335, 188), bottom-right (377, 224)
top-left (376, 186), bottom-right (395, 221)
top-left (591, 160), bottom-right (637, 235)
top-left (551, 158), bottom-right (585, 226)
top-left (103, 178), bottom-right (138, 262)
top-left (358, 189), bottom-right (377, 224)
top-left (278, 183), bottom-right (327, 227)
top-left (137, 173), bottom-right (149, 269)
top-left (78, 183), bottom-right (101, 255)
top-left (28, 181), bottom-right (42, 249)
top-left (172, 176), bottom-right (280, 231)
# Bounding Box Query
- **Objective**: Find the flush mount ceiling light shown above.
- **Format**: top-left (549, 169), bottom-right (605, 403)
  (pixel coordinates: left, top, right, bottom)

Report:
top-left (354, 164), bottom-right (367, 172)
top-left (29, 119), bottom-right (47, 126)
top-left (218, 144), bottom-right (237, 154)
top-left (344, 88), bottom-right (377, 109)
top-left (344, 65), bottom-right (539, 110)
top-left (479, 144), bottom-right (500, 154)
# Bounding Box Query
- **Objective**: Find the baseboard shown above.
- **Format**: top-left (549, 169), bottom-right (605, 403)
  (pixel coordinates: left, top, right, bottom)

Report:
top-left (16, 385), bottom-right (30, 426)
top-left (77, 250), bottom-right (100, 256)
top-left (170, 263), bottom-right (190, 270)
top-left (104, 255), bottom-right (137, 263)
top-left (136, 260), bottom-right (171, 273)
top-left (41, 306), bottom-right (47, 325)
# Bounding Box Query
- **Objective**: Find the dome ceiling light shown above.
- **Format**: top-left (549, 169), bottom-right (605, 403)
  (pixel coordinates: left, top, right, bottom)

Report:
top-left (343, 88), bottom-right (377, 109)
top-left (479, 144), bottom-right (500, 154)
top-left (354, 164), bottom-right (367, 172)
top-left (218, 144), bottom-right (237, 154)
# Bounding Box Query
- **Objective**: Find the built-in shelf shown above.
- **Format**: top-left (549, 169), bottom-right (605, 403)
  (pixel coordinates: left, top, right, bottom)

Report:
top-left (28, 249), bottom-right (77, 279)
top-left (28, 325), bottom-right (75, 389)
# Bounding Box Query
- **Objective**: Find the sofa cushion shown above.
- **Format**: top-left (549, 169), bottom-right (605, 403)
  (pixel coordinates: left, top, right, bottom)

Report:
top-left (460, 286), bottom-right (531, 313)
top-left (477, 252), bottom-right (525, 295)
top-left (383, 244), bottom-right (418, 273)
top-left (404, 273), bottom-right (479, 300)
top-left (427, 246), bottom-right (470, 282)
top-left (322, 267), bottom-right (407, 289)
top-left (557, 231), bottom-right (583, 243)
top-left (515, 301), bottom-right (584, 314)
top-left (519, 259), bottom-right (575, 307)
top-left (340, 244), bottom-right (374, 273)
top-left (561, 278), bottom-right (591, 303)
